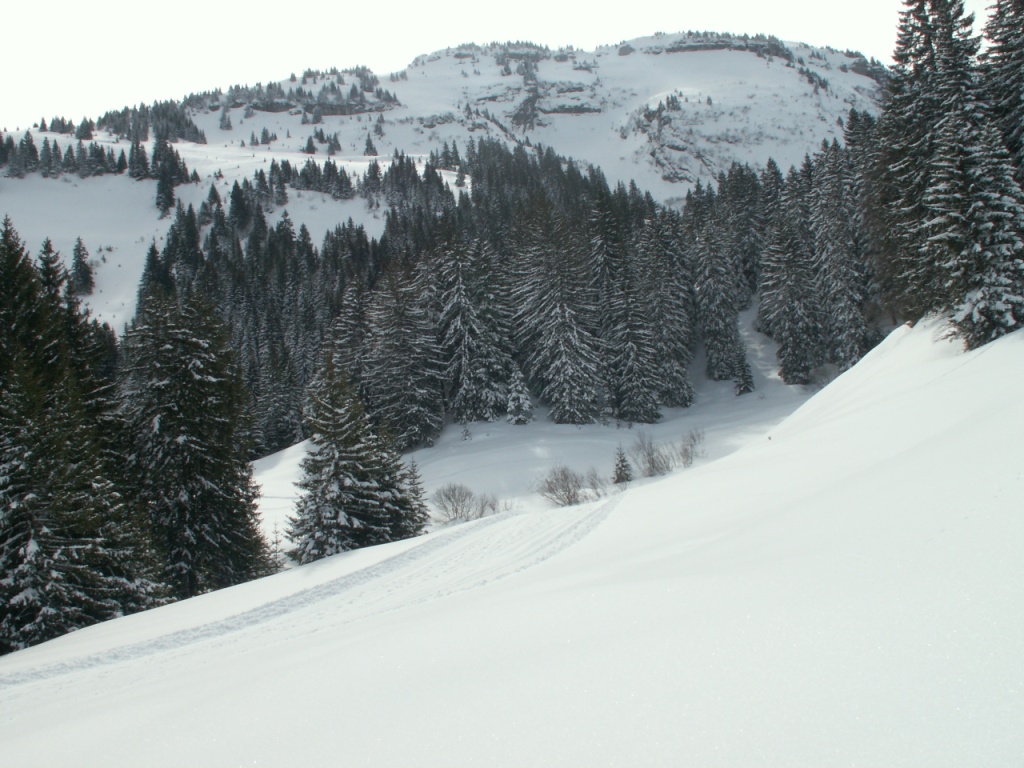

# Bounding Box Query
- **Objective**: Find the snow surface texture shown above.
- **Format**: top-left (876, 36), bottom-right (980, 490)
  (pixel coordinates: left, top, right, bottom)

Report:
top-left (1, 34), bottom-right (880, 328)
top-left (1, 320), bottom-right (1021, 766)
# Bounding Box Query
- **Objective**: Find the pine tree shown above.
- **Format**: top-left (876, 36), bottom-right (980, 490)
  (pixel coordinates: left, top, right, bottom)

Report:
top-left (70, 237), bottom-right (95, 295)
top-left (604, 250), bottom-right (661, 423)
top-left (512, 199), bottom-right (602, 424)
top-left (288, 358), bottom-right (423, 564)
top-left (636, 211), bottom-right (695, 408)
top-left (1, 219), bottom-right (164, 653)
top-left (436, 236), bottom-right (509, 423)
top-left (876, 0), bottom-right (949, 318)
top-left (921, 0), bottom-right (1024, 346)
top-left (982, 0), bottom-right (1024, 185)
top-left (693, 194), bottom-right (754, 392)
top-left (122, 293), bottom-right (273, 598)
top-left (759, 166), bottom-right (823, 384)
top-left (363, 264), bottom-right (444, 449)
top-left (812, 141), bottom-right (870, 370)
top-left (612, 445), bottom-right (633, 485)
top-left (505, 364), bottom-right (534, 424)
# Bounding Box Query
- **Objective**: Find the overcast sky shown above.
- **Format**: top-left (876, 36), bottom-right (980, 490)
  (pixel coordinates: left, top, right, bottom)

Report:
top-left (2, 0), bottom-right (995, 132)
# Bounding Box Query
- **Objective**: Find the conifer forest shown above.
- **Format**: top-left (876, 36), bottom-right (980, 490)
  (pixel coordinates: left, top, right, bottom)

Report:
top-left (2, 0), bottom-right (1023, 654)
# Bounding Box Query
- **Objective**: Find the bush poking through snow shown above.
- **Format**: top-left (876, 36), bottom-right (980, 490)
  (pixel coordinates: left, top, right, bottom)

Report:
top-left (537, 465), bottom-right (585, 506)
top-left (433, 483), bottom-right (477, 522)
top-left (627, 429), bottom-right (706, 478)
top-left (432, 483), bottom-right (501, 522)
top-left (537, 465), bottom-right (609, 506)
top-left (679, 428), bottom-right (706, 468)
top-left (585, 467), bottom-right (608, 499)
top-left (631, 432), bottom-right (676, 477)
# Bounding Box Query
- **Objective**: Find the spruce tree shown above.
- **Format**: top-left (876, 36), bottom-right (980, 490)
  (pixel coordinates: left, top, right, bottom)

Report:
top-left (363, 264), bottom-right (444, 449)
top-left (876, 0), bottom-right (945, 317)
top-left (811, 141), bottom-right (871, 371)
top-left (122, 292), bottom-right (273, 598)
top-left (759, 166), bottom-right (823, 384)
top-left (636, 211), bottom-right (695, 408)
top-left (982, 0), bottom-right (1024, 185)
top-left (1, 220), bottom-right (164, 654)
top-left (612, 445), bottom-right (633, 485)
top-left (512, 199), bottom-right (602, 424)
top-left (71, 237), bottom-right (95, 295)
top-left (288, 358), bottom-right (423, 564)
top-left (693, 195), bottom-right (754, 392)
top-left (436, 237), bottom-right (509, 423)
top-left (921, 0), bottom-right (1024, 346)
top-left (505, 364), bottom-right (534, 424)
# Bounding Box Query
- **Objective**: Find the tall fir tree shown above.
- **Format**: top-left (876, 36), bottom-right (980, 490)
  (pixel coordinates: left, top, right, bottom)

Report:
top-left (920, 0), bottom-right (1024, 346)
top-left (981, 0), bottom-right (1024, 185)
top-left (759, 166), bottom-right (824, 384)
top-left (1, 220), bottom-right (164, 654)
top-left (363, 264), bottom-right (444, 449)
top-left (70, 237), bottom-right (95, 295)
top-left (122, 292), bottom-right (273, 598)
top-left (288, 358), bottom-right (425, 564)
top-left (436, 236), bottom-right (509, 423)
top-left (512, 198), bottom-right (603, 424)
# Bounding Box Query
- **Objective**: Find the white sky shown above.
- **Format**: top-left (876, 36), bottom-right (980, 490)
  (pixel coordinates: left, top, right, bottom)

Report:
top-left (2, 0), bottom-right (995, 133)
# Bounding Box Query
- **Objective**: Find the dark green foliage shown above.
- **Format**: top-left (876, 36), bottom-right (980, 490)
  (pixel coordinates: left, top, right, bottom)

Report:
top-left (363, 264), bottom-right (444, 448)
top-left (511, 199), bottom-right (602, 424)
top-left (759, 165), bottom-right (823, 384)
top-left (287, 357), bottom-right (426, 564)
top-left (0, 219), bottom-right (165, 654)
top-left (505, 364), bottom-right (534, 424)
top-left (871, 0), bottom-right (1024, 346)
top-left (612, 445), bottom-right (633, 485)
top-left (982, 0), bottom-right (1024, 185)
top-left (122, 293), bottom-right (273, 598)
top-left (71, 237), bottom-right (95, 295)
top-left (436, 236), bottom-right (510, 423)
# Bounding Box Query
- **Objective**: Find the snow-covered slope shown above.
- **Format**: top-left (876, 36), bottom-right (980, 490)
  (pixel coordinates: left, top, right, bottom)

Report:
top-left (1, 31), bottom-right (881, 328)
top-left (2, 320), bottom-right (1020, 766)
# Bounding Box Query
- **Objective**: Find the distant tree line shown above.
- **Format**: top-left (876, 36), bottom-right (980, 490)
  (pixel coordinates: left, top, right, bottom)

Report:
top-left (0, 130), bottom-right (197, 216)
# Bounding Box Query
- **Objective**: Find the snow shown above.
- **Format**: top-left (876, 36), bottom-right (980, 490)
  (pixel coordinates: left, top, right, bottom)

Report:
top-left (1, 319), bottom-right (1022, 766)
top-left (2, 36), bottom-right (880, 327)
top-left (2, 33), bottom-right (1019, 766)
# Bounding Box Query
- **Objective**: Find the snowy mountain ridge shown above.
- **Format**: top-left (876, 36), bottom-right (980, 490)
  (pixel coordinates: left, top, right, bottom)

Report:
top-left (183, 31), bottom-right (883, 202)
top-left (1, 29), bottom-right (884, 329)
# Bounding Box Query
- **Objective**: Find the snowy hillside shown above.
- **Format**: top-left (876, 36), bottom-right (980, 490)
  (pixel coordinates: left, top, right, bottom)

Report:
top-left (1, 31), bottom-right (882, 328)
top-left (1, 320), bottom-right (1021, 766)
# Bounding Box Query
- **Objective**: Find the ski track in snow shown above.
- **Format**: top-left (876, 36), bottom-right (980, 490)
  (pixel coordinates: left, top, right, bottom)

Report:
top-left (0, 496), bottom-right (617, 688)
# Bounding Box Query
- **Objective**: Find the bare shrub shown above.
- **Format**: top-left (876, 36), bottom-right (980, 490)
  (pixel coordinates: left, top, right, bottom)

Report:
top-left (537, 465), bottom-right (584, 507)
top-left (475, 493), bottom-right (500, 517)
top-left (433, 484), bottom-right (504, 523)
top-left (585, 467), bottom-right (607, 499)
top-left (631, 432), bottom-right (675, 477)
top-left (678, 428), bottom-right (706, 468)
top-left (433, 482), bottom-right (478, 522)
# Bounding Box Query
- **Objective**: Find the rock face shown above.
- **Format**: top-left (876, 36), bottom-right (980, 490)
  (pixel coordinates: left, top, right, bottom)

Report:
top-left (176, 32), bottom-right (884, 203)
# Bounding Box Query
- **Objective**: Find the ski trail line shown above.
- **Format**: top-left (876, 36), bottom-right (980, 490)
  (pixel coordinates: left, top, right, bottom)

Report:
top-left (0, 496), bottom-right (618, 688)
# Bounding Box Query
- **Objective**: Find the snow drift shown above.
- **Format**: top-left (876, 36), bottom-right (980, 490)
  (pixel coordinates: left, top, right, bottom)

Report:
top-left (1, 320), bottom-right (1021, 766)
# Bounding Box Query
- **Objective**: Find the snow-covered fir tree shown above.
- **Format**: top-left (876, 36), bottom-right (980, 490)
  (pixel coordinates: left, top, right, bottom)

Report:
top-left (288, 356), bottom-right (426, 564)
top-left (363, 263), bottom-right (444, 449)
top-left (0, 219), bottom-right (164, 654)
top-left (512, 199), bottom-right (603, 424)
top-left (122, 292), bottom-right (273, 598)
top-left (436, 236), bottom-right (509, 423)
